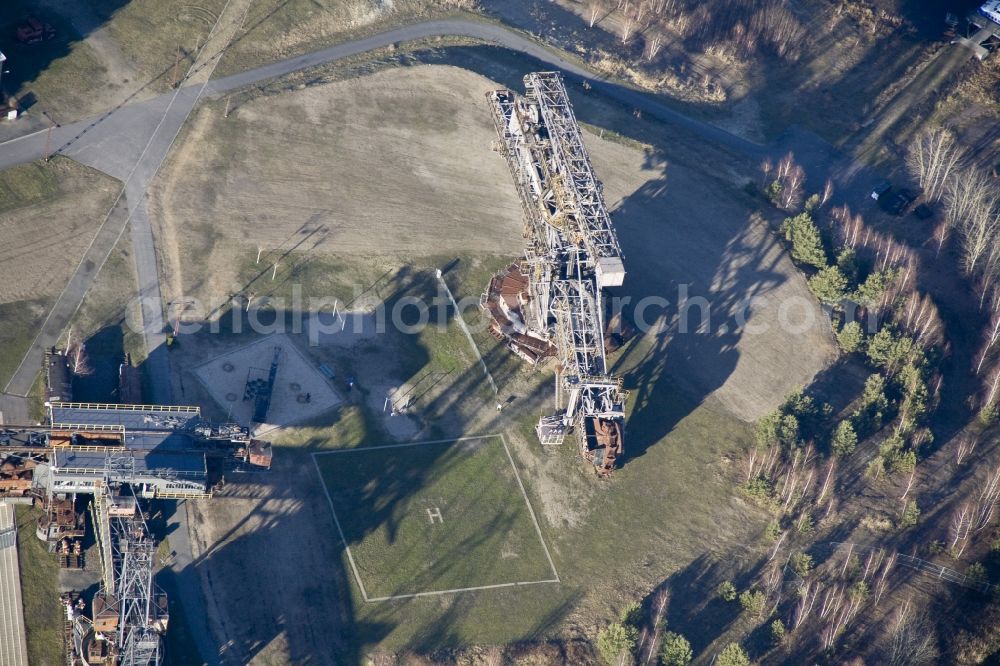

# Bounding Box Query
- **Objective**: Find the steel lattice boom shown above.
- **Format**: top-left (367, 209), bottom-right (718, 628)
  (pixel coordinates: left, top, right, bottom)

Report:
top-left (485, 72), bottom-right (628, 476)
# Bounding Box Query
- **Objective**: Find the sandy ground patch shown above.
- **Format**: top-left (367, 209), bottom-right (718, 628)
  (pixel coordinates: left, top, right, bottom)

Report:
top-left (149, 65), bottom-right (524, 304)
top-left (193, 332), bottom-right (342, 431)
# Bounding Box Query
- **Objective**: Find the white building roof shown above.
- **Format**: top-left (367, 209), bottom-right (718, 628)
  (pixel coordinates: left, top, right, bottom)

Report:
top-left (981, 0), bottom-right (1000, 26)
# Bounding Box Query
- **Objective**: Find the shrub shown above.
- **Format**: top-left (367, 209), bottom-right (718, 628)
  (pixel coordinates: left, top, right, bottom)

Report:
top-left (966, 562), bottom-right (988, 589)
top-left (765, 520), bottom-right (782, 542)
top-left (899, 500), bottom-right (920, 528)
top-left (854, 268), bottom-right (898, 306)
top-left (791, 552), bottom-right (814, 578)
top-left (717, 643), bottom-right (751, 666)
top-left (744, 477), bottom-right (777, 508)
top-left (837, 321), bottom-right (864, 353)
top-left (621, 601), bottom-right (642, 626)
top-left (836, 247), bottom-right (858, 282)
top-left (809, 265), bottom-right (849, 304)
top-left (755, 409), bottom-right (802, 448)
top-left (842, 553), bottom-right (860, 579)
top-left (796, 512), bottom-right (814, 533)
top-left (659, 631), bottom-right (693, 666)
top-left (865, 455), bottom-right (886, 480)
top-left (831, 420), bottom-right (858, 456)
top-left (717, 581), bottom-right (738, 602)
top-left (755, 410), bottom-right (781, 446)
top-left (597, 622), bottom-right (637, 665)
top-left (767, 179), bottom-right (783, 203)
top-left (739, 589), bottom-right (768, 618)
top-left (770, 619), bottom-right (786, 645)
top-left (849, 580), bottom-right (870, 603)
top-left (781, 212), bottom-right (828, 269)
top-left (889, 449), bottom-right (918, 475)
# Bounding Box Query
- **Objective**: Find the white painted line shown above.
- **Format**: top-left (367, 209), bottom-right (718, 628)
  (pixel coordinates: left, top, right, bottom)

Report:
top-left (0, 127), bottom-right (47, 148)
top-left (436, 273), bottom-right (498, 395)
top-left (312, 433), bottom-right (501, 455)
top-left (366, 578), bottom-right (561, 602)
top-left (311, 435), bottom-right (560, 602)
top-left (500, 434), bottom-right (560, 582)
top-left (310, 454), bottom-right (370, 602)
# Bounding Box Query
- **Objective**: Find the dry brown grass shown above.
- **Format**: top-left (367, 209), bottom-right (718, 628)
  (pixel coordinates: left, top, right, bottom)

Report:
top-left (149, 65), bottom-right (523, 306)
top-left (0, 157), bottom-right (119, 305)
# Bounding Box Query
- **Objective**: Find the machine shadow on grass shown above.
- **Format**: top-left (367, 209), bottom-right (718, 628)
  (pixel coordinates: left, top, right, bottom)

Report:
top-left (151, 268), bottom-right (575, 662)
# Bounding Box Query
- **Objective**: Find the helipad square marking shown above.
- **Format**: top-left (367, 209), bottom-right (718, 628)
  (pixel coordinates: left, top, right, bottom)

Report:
top-left (312, 434), bottom-right (559, 601)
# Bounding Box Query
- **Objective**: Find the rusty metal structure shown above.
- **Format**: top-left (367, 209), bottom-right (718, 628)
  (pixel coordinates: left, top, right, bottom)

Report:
top-left (1, 390), bottom-right (272, 665)
top-left (484, 72), bottom-right (628, 476)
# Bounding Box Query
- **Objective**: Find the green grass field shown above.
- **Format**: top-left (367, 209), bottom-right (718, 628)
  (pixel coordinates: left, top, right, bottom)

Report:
top-left (314, 436), bottom-right (556, 600)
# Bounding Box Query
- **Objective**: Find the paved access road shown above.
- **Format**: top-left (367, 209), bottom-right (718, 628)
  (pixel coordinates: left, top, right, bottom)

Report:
top-left (0, 504), bottom-right (29, 666)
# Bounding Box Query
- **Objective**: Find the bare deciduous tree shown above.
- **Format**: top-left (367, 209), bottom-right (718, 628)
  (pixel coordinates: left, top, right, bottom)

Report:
top-left (949, 502), bottom-right (974, 556)
top-left (898, 292), bottom-right (943, 348)
top-left (981, 362), bottom-right (1000, 413)
top-left (974, 465), bottom-right (1000, 531)
top-left (645, 33), bottom-right (663, 60)
top-left (588, 0), bottom-right (603, 27)
top-left (883, 599), bottom-right (939, 666)
top-left (930, 219), bottom-right (951, 258)
top-left (975, 308), bottom-right (1000, 375)
top-left (820, 178), bottom-right (834, 207)
top-left (621, 13), bottom-right (636, 43)
top-left (66, 328), bottom-right (93, 377)
top-left (956, 435), bottom-right (978, 465)
top-left (947, 168), bottom-right (999, 275)
top-left (643, 588), bottom-right (669, 665)
top-left (779, 163), bottom-right (806, 210)
top-left (906, 128), bottom-right (963, 203)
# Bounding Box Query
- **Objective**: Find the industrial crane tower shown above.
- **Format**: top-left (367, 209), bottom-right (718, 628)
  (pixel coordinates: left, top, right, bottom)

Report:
top-left (484, 72), bottom-right (628, 476)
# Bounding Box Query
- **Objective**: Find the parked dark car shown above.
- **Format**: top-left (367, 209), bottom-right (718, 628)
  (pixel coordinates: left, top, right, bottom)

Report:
top-left (871, 180), bottom-right (892, 200)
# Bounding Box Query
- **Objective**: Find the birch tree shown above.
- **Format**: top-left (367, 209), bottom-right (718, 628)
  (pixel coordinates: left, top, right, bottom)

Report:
top-left (906, 128), bottom-right (963, 202)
